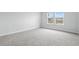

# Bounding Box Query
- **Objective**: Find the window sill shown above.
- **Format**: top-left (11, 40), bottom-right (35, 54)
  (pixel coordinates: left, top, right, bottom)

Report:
top-left (47, 23), bottom-right (64, 25)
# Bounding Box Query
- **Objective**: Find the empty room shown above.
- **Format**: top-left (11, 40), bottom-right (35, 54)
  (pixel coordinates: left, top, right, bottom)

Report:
top-left (0, 12), bottom-right (79, 46)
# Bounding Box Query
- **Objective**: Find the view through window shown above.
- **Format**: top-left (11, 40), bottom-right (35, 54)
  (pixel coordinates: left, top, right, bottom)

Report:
top-left (48, 12), bottom-right (64, 25)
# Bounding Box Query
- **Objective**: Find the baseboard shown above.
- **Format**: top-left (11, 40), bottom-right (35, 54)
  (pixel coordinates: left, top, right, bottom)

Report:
top-left (0, 26), bottom-right (39, 36)
top-left (77, 32), bottom-right (79, 35)
top-left (41, 27), bottom-right (78, 34)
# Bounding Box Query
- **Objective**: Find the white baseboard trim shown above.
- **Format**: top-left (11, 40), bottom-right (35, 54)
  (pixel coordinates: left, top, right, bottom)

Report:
top-left (41, 27), bottom-right (78, 34)
top-left (0, 26), bottom-right (39, 36)
top-left (77, 32), bottom-right (79, 35)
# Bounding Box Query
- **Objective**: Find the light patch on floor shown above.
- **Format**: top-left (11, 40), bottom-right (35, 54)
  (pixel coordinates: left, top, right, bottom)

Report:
top-left (0, 28), bottom-right (79, 46)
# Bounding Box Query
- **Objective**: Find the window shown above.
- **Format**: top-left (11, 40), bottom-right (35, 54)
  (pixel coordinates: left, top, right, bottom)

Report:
top-left (48, 12), bottom-right (64, 25)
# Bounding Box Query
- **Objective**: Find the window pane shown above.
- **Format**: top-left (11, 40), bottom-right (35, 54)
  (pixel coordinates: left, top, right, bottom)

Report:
top-left (56, 18), bottom-right (64, 24)
top-left (48, 12), bottom-right (55, 18)
top-left (48, 12), bottom-right (55, 24)
top-left (55, 12), bottom-right (64, 24)
top-left (55, 12), bottom-right (64, 18)
top-left (48, 18), bottom-right (55, 24)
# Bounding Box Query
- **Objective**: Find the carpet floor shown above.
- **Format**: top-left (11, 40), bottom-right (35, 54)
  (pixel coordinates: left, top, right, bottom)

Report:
top-left (0, 28), bottom-right (79, 46)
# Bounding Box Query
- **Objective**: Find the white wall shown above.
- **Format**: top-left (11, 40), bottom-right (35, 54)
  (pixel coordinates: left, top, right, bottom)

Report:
top-left (41, 12), bottom-right (78, 33)
top-left (77, 12), bottom-right (79, 33)
top-left (0, 12), bottom-right (41, 36)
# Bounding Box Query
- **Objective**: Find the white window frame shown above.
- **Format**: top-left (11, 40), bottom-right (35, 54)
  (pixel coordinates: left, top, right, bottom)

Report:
top-left (47, 12), bottom-right (64, 25)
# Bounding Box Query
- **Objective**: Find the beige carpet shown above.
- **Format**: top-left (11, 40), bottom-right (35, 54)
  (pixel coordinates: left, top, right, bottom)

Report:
top-left (0, 28), bottom-right (79, 46)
